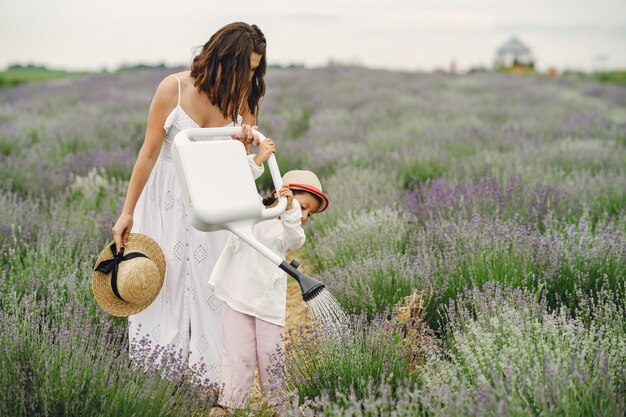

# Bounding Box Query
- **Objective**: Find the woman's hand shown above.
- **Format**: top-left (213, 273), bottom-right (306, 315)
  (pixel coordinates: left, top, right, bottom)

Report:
top-left (253, 138), bottom-right (276, 166)
top-left (112, 213), bottom-right (133, 254)
top-left (277, 184), bottom-right (294, 210)
top-left (231, 124), bottom-right (259, 147)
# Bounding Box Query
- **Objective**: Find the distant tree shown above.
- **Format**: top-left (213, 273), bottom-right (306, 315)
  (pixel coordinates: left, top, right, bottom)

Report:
top-left (8, 63), bottom-right (48, 71)
top-left (268, 63), bottom-right (305, 70)
top-left (116, 62), bottom-right (168, 72)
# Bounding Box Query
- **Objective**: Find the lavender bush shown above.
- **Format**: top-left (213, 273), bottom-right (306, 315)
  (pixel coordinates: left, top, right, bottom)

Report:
top-left (406, 171), bottom-right (625, 230)
top-left (1, 206), bottom-right (117, 308)
top-left (417, 283), bottom-right (626, 416)
top-left (409, 214), bottom-right (625, 326)
top-left (1, 65), bottom-right (625, 415)
top-left (304, 165), bottom-right (403, 236)
top-left (406, 174), bottom-right (577, 228)
top-left (316, 209), bottom-right (624, 325)
top-left (305, 207), bottom-right (414, 272)
top-left (317, 250), bottom-right (432, 319)
top-left (298, 383), bottom-right (426, 417)
top-left (284, 313), bottom-right (417, 404)
top-left (295, 284), bottom-right (625, 417)
top-left (0, 71), bottom-right (167, 197)
top-left (0, 293), bottom-right (215, 417)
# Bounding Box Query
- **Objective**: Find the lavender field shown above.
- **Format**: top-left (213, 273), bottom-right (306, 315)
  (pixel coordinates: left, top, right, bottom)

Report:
top-left (1, 67), bottom-right (625, 416)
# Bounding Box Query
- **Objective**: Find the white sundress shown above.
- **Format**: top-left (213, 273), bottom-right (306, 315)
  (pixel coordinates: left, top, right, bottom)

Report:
top-left (129, 74), bottom-right (247, 383)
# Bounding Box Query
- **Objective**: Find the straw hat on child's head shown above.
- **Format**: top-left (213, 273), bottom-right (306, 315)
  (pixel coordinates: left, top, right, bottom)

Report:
top-left (92, 233), bottom-right (166, 317)
top-left (282, 170), bottom-right (329, 212)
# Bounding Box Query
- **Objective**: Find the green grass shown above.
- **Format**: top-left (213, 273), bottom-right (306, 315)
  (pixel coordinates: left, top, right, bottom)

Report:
top-left (562, 69), bottom-right (626, 86)
top-left (0, 136), bottom-right (18, 156)
top-left (590, 70), bottom-right (626, 85)
top-left (281, 107), bottom-right (311, 140)
top-left (400, 158), bottom-right (446, 188)
top-left (0, 68), bottom-right (92, 88)
top-left (285, 317), bottom-right (417, 404)
top-left (423, 222), bottom-right (626, 328)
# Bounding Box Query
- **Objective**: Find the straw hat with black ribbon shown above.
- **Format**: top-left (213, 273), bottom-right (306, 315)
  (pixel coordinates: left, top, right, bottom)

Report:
top-left (92, 233), bottom-right (166, 317)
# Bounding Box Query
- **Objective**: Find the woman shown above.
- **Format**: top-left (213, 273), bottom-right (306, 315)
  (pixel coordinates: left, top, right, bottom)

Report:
top-left (111, 22), bottom-right (269, 384)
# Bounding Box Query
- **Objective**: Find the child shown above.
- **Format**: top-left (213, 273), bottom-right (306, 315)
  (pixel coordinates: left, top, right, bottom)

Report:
top-left (208, 170), bottom-right (329, 413)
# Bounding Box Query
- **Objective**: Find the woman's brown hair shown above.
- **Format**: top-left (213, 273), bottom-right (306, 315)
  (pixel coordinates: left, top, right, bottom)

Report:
top-left (190, 22), bottom-right (267, 124)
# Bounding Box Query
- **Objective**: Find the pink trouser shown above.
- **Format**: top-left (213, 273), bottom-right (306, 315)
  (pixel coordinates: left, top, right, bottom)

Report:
top-left (220, 304), bottom-right (285, 408)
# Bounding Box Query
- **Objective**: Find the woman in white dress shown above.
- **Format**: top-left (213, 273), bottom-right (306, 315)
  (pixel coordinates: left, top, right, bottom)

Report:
top-left (111, 22), bottom-right (270, 384)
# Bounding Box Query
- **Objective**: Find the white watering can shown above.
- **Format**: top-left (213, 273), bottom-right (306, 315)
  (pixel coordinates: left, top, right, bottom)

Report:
top-left (171, 127), bottom-right (325, 301)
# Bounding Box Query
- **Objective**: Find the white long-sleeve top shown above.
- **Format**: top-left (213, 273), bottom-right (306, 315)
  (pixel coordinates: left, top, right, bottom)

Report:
top-left (208, 199), bottom-right (306, 327)
top-left (246, 154), bottom-right (264, 179)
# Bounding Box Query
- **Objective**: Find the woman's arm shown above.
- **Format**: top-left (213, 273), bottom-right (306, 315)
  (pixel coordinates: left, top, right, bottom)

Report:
top-left (112, 76), bottom-right (178, 251)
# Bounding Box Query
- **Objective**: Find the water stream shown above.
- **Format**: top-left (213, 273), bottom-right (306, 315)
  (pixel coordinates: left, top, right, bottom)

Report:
top-left (305, 288), bottom-right (349, 336)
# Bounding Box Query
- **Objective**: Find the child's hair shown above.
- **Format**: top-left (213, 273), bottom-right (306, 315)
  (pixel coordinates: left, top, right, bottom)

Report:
top-left (261, 192), bottom-right (276, 207)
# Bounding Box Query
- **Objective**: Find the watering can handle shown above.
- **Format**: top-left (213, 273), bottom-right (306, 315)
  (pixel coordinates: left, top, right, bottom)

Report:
top-left (177, 127), bottom-right (287, 220)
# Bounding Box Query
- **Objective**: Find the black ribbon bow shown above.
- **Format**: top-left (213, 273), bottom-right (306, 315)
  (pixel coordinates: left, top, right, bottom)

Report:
top-left (94, 244), bottom-right (148, 301)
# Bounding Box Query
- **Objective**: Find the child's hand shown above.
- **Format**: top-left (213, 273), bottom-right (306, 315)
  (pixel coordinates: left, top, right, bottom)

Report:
top-left (277, 184), bottom-right (294, 210)
top-left (232, 124), bottom-right (260, 147)
top-left (253, 138), bottom-right (276, 166)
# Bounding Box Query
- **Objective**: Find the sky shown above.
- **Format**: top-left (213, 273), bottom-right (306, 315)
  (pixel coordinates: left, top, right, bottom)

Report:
top-left (1, 0), bottom-right (625, 73)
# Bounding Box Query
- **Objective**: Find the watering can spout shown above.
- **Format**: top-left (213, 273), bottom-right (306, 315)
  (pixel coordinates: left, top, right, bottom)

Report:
top-left (279, 261), bottom-right (325, 302)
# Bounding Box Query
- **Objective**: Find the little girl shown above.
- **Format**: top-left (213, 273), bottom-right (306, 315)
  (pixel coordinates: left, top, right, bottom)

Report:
top-left (208, 170), bottom-right (329, 412)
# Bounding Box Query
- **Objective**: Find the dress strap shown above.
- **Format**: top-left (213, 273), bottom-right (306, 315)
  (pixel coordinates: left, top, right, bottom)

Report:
top-left (164, 74), bottom-right (182, 132)
top-left (170, 74), bottom-right (181, 107)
